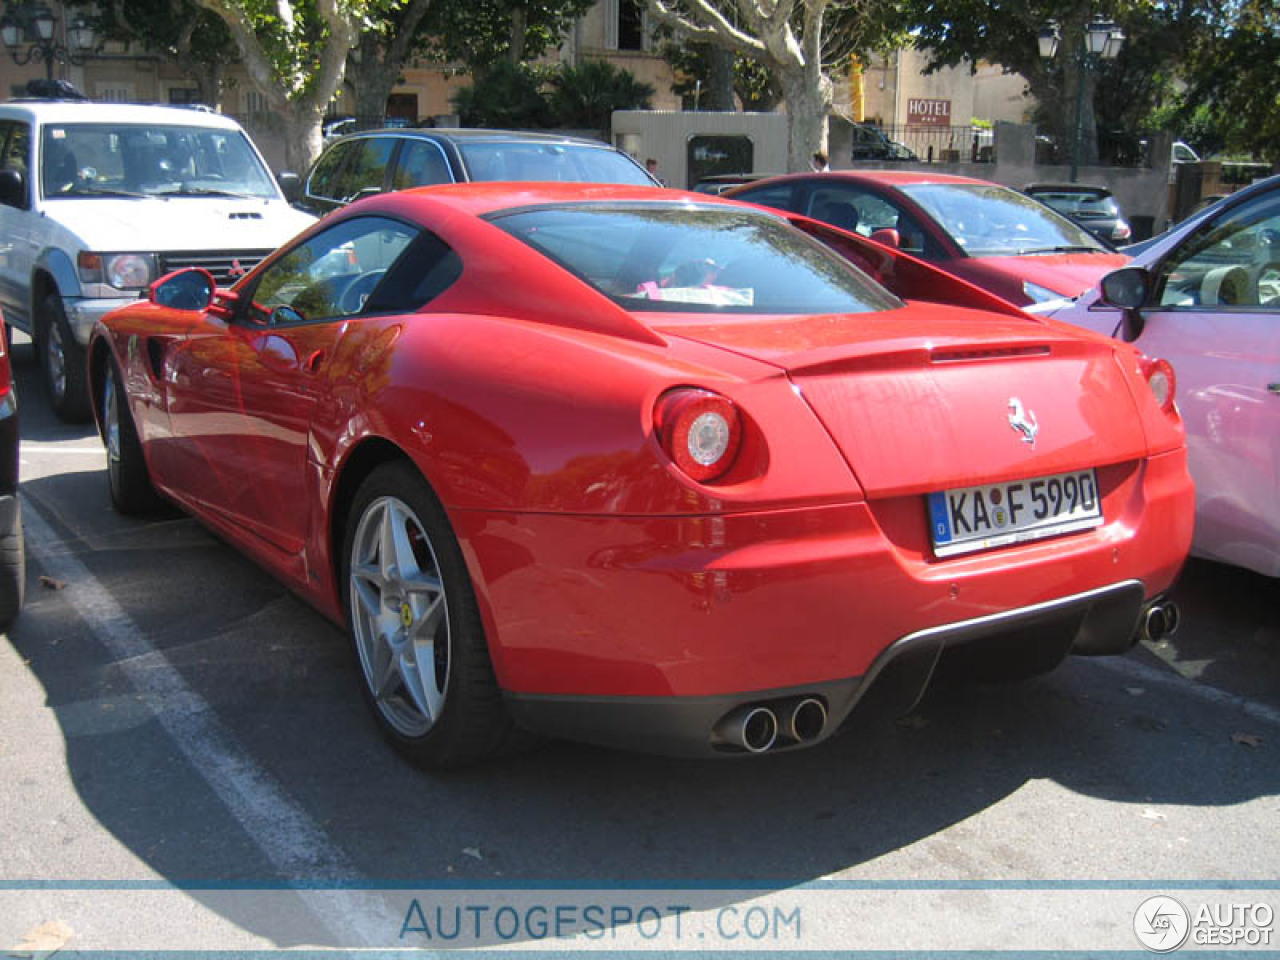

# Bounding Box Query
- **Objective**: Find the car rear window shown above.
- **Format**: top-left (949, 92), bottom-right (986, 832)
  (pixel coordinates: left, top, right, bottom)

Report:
top-left (458, 142), bottom-right (655, 186)
top-left (1033, 190), bottom-right (1120, 218)
top-left (491, 203), bottom-right (901, 315)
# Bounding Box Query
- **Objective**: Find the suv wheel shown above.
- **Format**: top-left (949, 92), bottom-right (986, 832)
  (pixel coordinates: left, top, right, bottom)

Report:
top-left (37, 293), bottom-right (91, 423)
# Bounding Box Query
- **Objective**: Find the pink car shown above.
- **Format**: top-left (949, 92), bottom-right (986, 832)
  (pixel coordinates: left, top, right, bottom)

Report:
top-left (1036, 174), bottom-right (1280, 577)
top-left (726, 171), bottom-right (1129, 306)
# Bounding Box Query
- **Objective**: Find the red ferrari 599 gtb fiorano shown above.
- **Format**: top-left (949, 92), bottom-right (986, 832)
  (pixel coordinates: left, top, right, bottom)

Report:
top-left (88, 184), bottom-right (1194, 767)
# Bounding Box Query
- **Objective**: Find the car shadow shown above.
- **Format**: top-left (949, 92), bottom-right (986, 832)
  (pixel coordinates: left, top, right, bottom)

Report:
top-left (9, 459), bottom-right (1278, 949)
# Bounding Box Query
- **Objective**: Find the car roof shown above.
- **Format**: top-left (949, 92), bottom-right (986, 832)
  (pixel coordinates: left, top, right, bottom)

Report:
top-left (353, 181), bottom-right (733, 218)
top-left (730, 170), bottom-right (998, 190)
top-left (330, 127), bottom-right (615, 148)
top-left (0, 100), bottom-right (244, 130)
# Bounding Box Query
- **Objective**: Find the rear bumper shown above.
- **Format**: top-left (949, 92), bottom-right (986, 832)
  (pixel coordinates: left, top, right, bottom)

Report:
top-left (506, 580), bottom-right (1149, 757)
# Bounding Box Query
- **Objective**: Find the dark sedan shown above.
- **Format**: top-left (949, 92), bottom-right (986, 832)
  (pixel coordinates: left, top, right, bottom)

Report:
top-left (292, 127), bottom-right (658, 215)
top-left (1024, 182), bottom-right (1132, 245)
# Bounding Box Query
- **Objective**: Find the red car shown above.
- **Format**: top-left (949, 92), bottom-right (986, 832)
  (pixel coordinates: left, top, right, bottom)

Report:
top-left (88, 184), bottom-right (1192, 767)
top-left (726, 171), bottom-right (1129, 306)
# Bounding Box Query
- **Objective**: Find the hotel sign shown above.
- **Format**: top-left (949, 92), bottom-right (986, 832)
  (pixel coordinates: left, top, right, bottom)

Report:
top-left (907, 98), bottom-right (951, 126)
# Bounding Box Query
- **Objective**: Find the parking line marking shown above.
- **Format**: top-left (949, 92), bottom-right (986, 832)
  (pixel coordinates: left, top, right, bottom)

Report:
top-left (21, 495), bottom-right (399, 947)
top-left (1091, 655), bottom-right (1280, 727)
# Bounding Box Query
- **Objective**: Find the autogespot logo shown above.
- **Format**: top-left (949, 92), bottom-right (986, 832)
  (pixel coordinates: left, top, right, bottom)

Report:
top-left (1135, 896), bottom-right (1191, 952)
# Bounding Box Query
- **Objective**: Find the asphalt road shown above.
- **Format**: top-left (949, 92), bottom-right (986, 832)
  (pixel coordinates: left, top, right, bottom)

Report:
top-left (2, 335), bottom-right (1277, 953)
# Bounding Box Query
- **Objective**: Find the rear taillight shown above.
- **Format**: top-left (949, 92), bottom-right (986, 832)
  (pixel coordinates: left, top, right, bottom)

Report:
top-left (654, 388), bottom-right (742, 483)
top-left (1142, 357), bottom-right (1176, 413)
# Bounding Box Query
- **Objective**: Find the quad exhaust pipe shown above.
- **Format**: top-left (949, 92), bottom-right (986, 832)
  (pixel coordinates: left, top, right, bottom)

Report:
top-left (711, 697), bottom-right (828, 753)
top-left (785, 697), bottom-right (828, 744)
top-left (1140, 600), bottom-right (1180, 643)
top-left (712, 705), bottom-right (778, 753)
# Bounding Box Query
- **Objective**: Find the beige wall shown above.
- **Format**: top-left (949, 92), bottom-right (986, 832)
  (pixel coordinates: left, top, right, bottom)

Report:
top-left (859, 48), bottom-right (1032, 127)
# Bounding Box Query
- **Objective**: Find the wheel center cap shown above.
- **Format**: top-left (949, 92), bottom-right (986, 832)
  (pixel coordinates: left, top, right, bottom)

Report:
top-left (400, 602), bottom-right (413, 629)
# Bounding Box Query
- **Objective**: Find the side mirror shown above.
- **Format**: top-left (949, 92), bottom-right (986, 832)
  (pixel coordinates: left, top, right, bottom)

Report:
top-left (0, 168), bottom-right (26, 208)
top-left (869, 228), bottom-right (901, 248)
top-left (149, 267), bottom-right (216, 312)
top-left (277, 171), bottom-right (301, 204)
top-left (1099, 266), bottom-right (1150, 341)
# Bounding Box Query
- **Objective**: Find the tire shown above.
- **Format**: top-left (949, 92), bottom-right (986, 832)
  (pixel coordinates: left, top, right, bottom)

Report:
top-left (341, 462), bottom-right (519, 768)
top-left (103, 360), bottom-right (163, 515)
top-left (36, 294), bottom-right (91, 423)
top-left (0, 500), bottom-right (24, 632)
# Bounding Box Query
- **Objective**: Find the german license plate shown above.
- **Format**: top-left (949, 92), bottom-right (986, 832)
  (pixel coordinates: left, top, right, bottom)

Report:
top-left (927, 469), bottom-right (1102, 558)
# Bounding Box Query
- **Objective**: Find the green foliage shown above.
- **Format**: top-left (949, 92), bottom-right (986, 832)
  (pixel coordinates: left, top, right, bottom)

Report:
top-left (451, 59), bottom-right (656, 131)
top-left (548, 59), bottom-right (654, 130)
top-left (451, 61), bottom-right (551, 128)
top-left (1175, 0), bottom-right (1280, 161)
top-left (659, 37), bottom-right (782, 110)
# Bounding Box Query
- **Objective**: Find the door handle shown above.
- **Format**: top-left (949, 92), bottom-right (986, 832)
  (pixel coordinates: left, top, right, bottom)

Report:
top-left (305, 349), bottom-right (325, 374)
top-left (1268, 383), bottom-right (1280, 396)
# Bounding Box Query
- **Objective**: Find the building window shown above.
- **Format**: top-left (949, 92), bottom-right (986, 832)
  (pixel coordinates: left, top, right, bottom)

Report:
top-left (168, 88), bottom-right (201, 104)
top-left (244, 90), bottom-right (270, 114)
top-left (618, 0), bottom-right (645, 51)
top-left (96, 85), bottom-right (134, 103)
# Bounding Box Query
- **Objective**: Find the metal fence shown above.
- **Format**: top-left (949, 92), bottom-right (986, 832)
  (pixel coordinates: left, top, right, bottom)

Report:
top-left (865, 124), bottom-right (996, 164)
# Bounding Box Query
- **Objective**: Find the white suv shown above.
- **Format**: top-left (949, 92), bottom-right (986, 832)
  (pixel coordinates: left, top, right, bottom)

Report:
top-left (0, 100), bottom-right (314, 420)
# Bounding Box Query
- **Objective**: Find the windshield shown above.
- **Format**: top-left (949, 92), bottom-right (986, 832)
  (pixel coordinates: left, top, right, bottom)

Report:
top-left (41, 123), bottom-right (278, 200)
top-left (459, 141), bottom-right (656, 186)
top-left (493, 203), bottom-right (901, 315)
top-left (901, 182), bottom-right (1106, 256)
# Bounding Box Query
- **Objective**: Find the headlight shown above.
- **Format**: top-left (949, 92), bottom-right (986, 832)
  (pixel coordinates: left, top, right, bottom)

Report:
top-left (77, 252), bottom-right (157, 291)
top-left (1022, 280), bottom-right (1064, 303)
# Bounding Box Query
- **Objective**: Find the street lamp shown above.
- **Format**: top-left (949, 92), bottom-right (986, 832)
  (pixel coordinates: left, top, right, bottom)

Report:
top-left (1038, 18), bottom-right (1125, 182)
top-left (1, 3), bottom-right (95, 81)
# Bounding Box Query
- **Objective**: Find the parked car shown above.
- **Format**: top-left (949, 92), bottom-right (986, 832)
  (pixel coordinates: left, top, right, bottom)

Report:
top-left (690, 173), bottom-right (769, 194)
top-left (0, 309), bottom-right (22, 630)
top-left (726, 171), bottom-right (1129, 306)
top-left (1033, 173), bottom-right (1280, 578)
top-left (1024, 182), bottom-right (1132, 245)
top-left (88, 182), bottom-right (1192, 766)
top-left (0, 99), bottom-right (315, 422)
top-left (293, 128), bottom-right (659, 215)
top-left (850, 123), bottom-right (918, 162)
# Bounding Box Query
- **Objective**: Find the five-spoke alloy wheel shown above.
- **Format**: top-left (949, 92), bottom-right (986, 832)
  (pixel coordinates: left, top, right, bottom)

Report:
top-left (342, 462), bottom-right (516, 767)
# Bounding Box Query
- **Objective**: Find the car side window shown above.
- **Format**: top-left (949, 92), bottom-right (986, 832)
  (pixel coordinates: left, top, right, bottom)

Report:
top-left (1155, 193), bottom-right (1280, 310)
top-left (306, 141), bottom-right (352, 200)
top-left (391, 139), bottom-right (453, 190)
top-left (328, 137), bottom-right (395, 204)
top-left (246, 216), bottom-right (419, 324)
top-left (805, 186), bottom-right (933, 258)
top-left (0, 120), bottom-right (31, 208)
top-left (733, 182), bottom-right (800, 213)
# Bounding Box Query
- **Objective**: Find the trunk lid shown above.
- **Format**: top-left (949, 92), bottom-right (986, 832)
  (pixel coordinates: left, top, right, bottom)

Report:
top-left (654, 303), bottom-right (1147, 497)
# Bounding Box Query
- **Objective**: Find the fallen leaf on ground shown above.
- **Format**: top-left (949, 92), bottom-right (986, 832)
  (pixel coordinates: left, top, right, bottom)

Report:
top-left (10, 919), bottom-right (73, 958)
top-left (1140, 808), bottom-right (1166, 821)
top-left (38, 576), bottom-right (67, 591)
top-left (1232, 732), bottom-right (1263, 748)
